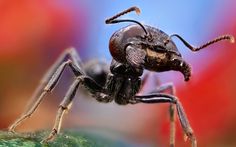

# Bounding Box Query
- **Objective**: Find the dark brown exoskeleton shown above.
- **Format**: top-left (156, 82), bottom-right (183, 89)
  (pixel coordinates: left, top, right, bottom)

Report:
top-left (8, 6), bottom-right (234, 147)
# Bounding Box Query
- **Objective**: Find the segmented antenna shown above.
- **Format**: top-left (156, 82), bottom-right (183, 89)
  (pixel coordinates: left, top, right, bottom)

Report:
top-left (105, 7), bottom-right (140, 23)
top-left (105, 6), bottom-right (148, 35)
top-left (170, 34), bottom-right (235, 51)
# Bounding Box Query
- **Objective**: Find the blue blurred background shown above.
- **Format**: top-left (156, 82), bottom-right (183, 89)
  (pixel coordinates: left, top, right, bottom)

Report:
top-left (0, 0), bottom-right (236, 146)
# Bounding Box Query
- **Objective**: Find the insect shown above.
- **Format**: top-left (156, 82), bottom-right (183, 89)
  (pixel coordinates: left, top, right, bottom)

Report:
top-left (8, 6), bottom-right (234, 147)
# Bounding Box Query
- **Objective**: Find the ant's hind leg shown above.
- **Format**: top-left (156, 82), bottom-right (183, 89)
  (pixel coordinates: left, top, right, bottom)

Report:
top-left (8, 48), bottom-right (84, 132)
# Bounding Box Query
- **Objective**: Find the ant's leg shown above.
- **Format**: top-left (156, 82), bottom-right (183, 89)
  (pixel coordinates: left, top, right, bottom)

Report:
top-left (25, 48), bottom-right (84, 110)
top-left (138, 73), bottom-right (176, 146)
top-left (139, 73), bottom-right (176, 146)
top-left (43, 76), bottom-right (111, 142)
top-left (29, 48), bottom-right (85, 106)
top-left (42, 78), bottom-right (81, 142)
top-left (150, 83), bottom-right (176, 147)
top-left (134, 94), bottom-right (197, 147)
top-left (8, 49), bottom-right (84, 132)
top-left (9, 60), bottom-right (78, 131)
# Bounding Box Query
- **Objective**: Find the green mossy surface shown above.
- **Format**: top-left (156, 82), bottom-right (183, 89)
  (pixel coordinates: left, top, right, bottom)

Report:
top-left (0, 130), bottom-right (123, 147)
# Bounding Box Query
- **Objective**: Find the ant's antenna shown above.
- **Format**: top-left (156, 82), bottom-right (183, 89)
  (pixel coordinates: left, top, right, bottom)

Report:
top-left (105, 6), bottom-right (148, 35)
top-left (169, 34), bottom-right (235, 51)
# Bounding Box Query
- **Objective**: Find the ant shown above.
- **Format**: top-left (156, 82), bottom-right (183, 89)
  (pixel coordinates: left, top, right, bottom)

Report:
top-left (8, 6), bottom-right (234, 147)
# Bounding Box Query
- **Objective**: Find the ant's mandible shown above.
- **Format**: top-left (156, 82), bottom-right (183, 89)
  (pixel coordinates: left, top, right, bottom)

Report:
top-left (8, 6), bottom-right (234, 147)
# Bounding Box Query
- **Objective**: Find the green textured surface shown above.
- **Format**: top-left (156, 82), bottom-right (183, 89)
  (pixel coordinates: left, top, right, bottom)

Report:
top-left (0, 130), bottom-right (122, 147)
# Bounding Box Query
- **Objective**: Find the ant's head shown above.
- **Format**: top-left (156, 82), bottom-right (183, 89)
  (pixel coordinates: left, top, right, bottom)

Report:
top-left (106, 6), bottom-right (235, 81)
top-left (143, 31), bottom-right (234, 81)
top-left (143, 29), bottom-right (234, 81)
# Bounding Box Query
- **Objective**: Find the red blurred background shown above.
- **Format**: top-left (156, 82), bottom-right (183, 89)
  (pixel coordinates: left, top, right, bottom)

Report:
top-left (0, 1), bottom-right (236, 147)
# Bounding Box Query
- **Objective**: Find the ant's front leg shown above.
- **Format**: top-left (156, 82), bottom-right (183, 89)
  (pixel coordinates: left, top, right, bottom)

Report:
top-left (133, 93), bottom-right (197, 147)
top-left (138, 73), bottom-right (176, 146)
top-left (8, 47), bottom-right (84, 132)
top-left (150, 83), bottom-right (176, 147)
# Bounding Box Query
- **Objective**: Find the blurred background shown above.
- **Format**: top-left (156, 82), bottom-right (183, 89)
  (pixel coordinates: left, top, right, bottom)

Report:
top-left (0, 0), bottom-right (236, 146)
